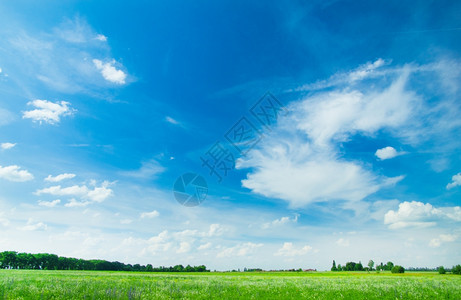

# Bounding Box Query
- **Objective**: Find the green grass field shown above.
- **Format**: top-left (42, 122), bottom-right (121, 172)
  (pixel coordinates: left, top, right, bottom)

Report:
top-left (0, 270), bottom-right (460, 299)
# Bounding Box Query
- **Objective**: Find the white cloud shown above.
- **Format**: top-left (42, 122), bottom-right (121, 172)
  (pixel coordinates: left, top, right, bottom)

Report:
top-left (64, 199), bottom-right (91, 208)
top-left (177, 242), bottom-right (191, 253)
top-left (294, 59), bottom-right (390, 92)
top-left (140, 210), bottom-right (160, 219)
top-left (207, 224), bottom-right (224, 237)
top-left (429, 234), bottom-right (457, 248)
top-left (275, 242), bottom-right (312, 256)
top-left (38, 199), bottom-right (61, 207)
top-left (95, 34), bottom-right (107, 42)
top-left (19, 219), bottom-right (47, 231)
top-left (45, 173), bottom-right (76, 182)
top-left (93, 59), bottom-right (126, 84)
top-left (165, 116), bottom-right (179, 125)
top-left (36, 181), bottom-right (113, 204)
top-left (384, 201), bottom-right (461, 229)
top-left (238, 68), bottom-right (413, 207)
top-left (1, 143), bottom-right (16, 150)
top-left (447, 172), bottom-right (461, 190)
top-left (375, 146), bottom-right (402, 160)
top-left (120, 219), bottom-right (133, 225)
top-left (0, 165), bottom-right (34, 182)
top-left (198, 242), bottom-right (212, 250)
top-left (120, 160), bottom-right (165, 179)
top-left (336, 238), bottom-right (350, 247)
top-left (217, 242), bottom-right (263, 258)
top-left (348, 58), bottom-right (387, 81)
top-left (262, 214), bottom-right (298, 229)
top-left (23, 100), bottom-right (74, 125)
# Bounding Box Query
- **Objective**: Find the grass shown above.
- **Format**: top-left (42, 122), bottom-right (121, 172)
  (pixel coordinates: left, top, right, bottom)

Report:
top-left (0, 270), bottom-right (460, 299)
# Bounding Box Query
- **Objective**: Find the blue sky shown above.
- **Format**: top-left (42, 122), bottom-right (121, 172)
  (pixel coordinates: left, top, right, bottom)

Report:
top-left (0, 0), bottom-right (460, 270)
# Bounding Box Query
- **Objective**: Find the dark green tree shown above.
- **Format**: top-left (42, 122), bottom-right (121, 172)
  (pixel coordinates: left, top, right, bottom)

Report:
top-left (391, 265), bottom-right (405, 273)
top-left (331, 260), bottom-right (337, 271)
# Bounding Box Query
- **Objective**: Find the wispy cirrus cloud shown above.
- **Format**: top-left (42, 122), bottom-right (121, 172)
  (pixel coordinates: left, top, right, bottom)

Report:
top-left (238, 59), bottom-right (460, 208)
top-left (4, 17), bottom-right (128, 95)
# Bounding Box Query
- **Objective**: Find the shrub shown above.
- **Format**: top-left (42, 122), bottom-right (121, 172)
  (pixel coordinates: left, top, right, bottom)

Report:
top-left (391, 265), bottom-right (405, 273)
top-left (438, 266), bottom-right (446, 274)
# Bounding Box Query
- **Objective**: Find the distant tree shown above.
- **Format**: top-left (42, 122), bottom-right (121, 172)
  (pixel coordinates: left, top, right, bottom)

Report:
top-left (391, 265), bottom-right (405, 273)
top-left (354, 262), bottom-right (363, 271)
top-left (345, 262), bottom-right (355, 271)
top-left (438, 266), bottom-right (446, 274)
top-left (331, 260), bottom-right (337, 271)
top-left (337, 264), bottom-right (342, 271)
top-left (385, 261), bottom-right (394, 271)
top-left (368, 260), bottom-right (374, 271)
top-left (452, 265), bottom-right (461, 275)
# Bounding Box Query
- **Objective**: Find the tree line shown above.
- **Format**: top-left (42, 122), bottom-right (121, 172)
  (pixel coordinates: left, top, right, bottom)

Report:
top-left (0, 251), bottom-right (209, 272)
top-left (331, 260), bottom-right (404, 273)
top-left (331, 259), bottom-right (461, 274)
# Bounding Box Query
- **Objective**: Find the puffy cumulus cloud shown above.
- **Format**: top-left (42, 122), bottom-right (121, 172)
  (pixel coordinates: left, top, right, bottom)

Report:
top-left (140, 210), bottom-right (160, 219)
top-left (384, 201), bottom-right (461, 229)
top-left (447, 172), bottom-right (461, 190)
top-left (261, 214), bottom-right (298, 229)
top-left (237, 65), bottom-right (415, 207)
top-left (45, 173), bottom-right (76, 182)
top-left (38, 199), bottom-right (61, 207)
top-left (238, 143), bottom-right (403, 207)
top-left (1, 142), bottom-right (16, 150)
top-left (429, 234), bottom-right (457, 248)
top-left (93, 59), bottom-right (126, 84)
top-left (274, 242), bottom-right (312, 257)
top-left (217, 242), bottom-right (263, 258)
top-left (35, 180), bottom-right (113, 204)
top-left (0, 165), bottom-right (34, 182)
top-left (23, 100), bottom-right (74, 125)
top-left (375, 146), bottom-right (402, 160)
top-left (19, 219), bottom-right (47, 231)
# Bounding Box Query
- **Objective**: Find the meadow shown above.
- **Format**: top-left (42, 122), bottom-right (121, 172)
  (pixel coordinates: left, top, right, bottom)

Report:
top-left (0, 269), bottom-right (460, 299)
